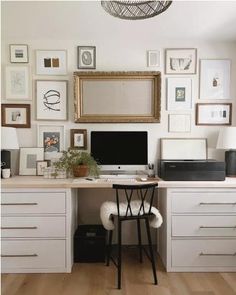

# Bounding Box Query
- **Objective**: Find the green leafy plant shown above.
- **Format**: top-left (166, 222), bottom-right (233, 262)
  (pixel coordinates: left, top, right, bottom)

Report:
top-left (54, 149), bottom-right (100, 177)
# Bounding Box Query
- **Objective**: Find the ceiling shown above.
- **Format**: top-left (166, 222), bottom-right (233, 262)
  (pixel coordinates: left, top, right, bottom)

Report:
top-left (2, 1), bottom-right (236, 42)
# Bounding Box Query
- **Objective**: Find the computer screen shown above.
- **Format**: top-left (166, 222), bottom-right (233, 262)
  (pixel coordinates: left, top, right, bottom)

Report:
top-left (91, 131), bottom-right (148, 170)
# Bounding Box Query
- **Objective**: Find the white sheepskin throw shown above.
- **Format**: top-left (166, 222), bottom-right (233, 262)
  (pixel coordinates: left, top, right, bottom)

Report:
top-left (100, 200), bottom-right (163, 230)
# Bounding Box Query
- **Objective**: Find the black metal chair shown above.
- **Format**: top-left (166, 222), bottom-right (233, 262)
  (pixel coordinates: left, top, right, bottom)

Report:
top-left (106, 183), bottom-right (158, 289)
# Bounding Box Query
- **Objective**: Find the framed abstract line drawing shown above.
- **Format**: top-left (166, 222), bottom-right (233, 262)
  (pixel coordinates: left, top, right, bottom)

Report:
top-left (196, 103), bottom-right (232, 126)
top-left (200, 59), bottom-right (231, 100)
top-left (70, 129), bottom-right (87, 149)
top-left (37, 124), bottom-right (64, 160)
top-left (36, 50), bottom-right (67, 75)
top-left (19, 147), bottom-right (44, 175)
top-left (165, 48), bottom-right (197, 74)
top-left (5, 66), bottom-right (30, 100)
top-left (36, 80), bottom-right (68, 120)
top-left (167, 77), bottom-right (192, 110)
top-left (77, 46), bottom-right (96, 69)
top-left (10, 44), bottom-right (28, 63)
top-left (1, 103), bottom-right (31, 128)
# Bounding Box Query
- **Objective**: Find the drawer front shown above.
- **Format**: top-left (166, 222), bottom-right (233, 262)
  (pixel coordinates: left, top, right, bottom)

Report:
top-left (1, 240), bottom-right (65, 270)
top-left (1, 192), bottom-right (66, 214)
top-left (1, 216), bottom-right (65, 238)
top-left (171, 190), bottom-right (236, 213)
top-left (172, 239), bottom-right (236, 267)
top-left (172, 215), bottom-right (236, 237)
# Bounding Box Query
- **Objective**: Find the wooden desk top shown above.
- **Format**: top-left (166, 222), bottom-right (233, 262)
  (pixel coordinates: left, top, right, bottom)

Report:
top-left (2, 176), bottom-right (236, 189)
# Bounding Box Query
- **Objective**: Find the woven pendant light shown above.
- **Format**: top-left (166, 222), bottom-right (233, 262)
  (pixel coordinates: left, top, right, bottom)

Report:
top-left (101, 1), bottom-right (172, 20)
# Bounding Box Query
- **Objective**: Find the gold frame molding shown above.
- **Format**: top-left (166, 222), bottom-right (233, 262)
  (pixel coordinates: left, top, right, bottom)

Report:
top-left (74, 71), bottom-right (161, 123)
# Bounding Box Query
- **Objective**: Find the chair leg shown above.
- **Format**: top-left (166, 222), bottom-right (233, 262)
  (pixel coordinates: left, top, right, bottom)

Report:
top-left (137, 219), bottom-right (143, 263)
top-left (145, 218), bottom-right (158, 285)
top-left (117, 220), bottom-right (122, 289)
top-left (106, 230), bottom-right (113, 266)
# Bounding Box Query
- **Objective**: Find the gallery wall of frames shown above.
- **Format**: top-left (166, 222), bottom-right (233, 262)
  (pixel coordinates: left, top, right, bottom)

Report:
top-left (1, 43), bottom-right (235, 175)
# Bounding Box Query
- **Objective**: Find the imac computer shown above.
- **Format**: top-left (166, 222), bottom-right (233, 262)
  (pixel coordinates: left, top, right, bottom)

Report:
top-left (91, 131), bottom-right (148, 176)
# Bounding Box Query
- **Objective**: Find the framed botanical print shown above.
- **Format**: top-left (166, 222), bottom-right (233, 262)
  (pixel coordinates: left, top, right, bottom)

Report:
top-left (77, 46), bottom-right (96, 69)
top-left (1, 103), bottom-right (31, 128)
top-left (37, 124), bottom-right (65, 160)
top-left (36, 50), bottom-right (67, 75)
top-left (165, 48), bottom-right (197, 74)
top-left (36, 80), bottom-right (68, 120)
top-left (5, 66), bottom-right (30, 100)
top-left (196, 103), bottom-right (232, 126)
top-left (19, 147), bottom-right (44, 175)
top-left (70, 129), bottom-right (87, 149)
top-left (200, 59), bottom-right (231, 100)
top-left (167, 78), bottom-right (192, 110)
top-left (10, 44), bottom-right (28, 63)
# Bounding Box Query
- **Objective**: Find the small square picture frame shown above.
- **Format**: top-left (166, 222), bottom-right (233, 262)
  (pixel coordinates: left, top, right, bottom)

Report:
top-left (10, 44), bottom-right (28, 63)
top-left (70, 129), bottom-right (87, 149)
top-left (147, 50), bottom-right (160, 67)
top-left (19, 147), bottom-right (44, 176)
top-left (77, 46), bottom-right (96, 69)
top-left (36, 160), bottom-right (49, 176)
top-left (1, 103), bottom-right (31, 128)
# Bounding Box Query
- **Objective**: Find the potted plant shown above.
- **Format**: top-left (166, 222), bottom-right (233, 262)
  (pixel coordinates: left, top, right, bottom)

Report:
top-left (54, 149), bottom-right (100, 178)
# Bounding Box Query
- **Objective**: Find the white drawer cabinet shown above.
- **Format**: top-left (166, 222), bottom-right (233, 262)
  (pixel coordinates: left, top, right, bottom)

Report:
top-left (1, 188), bottom-right (77, 273)
top-left (158, 188), bottom-right (236, 272)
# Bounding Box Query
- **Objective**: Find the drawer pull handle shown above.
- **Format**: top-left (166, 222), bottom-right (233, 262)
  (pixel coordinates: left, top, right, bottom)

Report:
top-left (1, 254), bottom-right (38, 258)
top-left (200, 226), bottom-right (236, 229)
top-left (200, 252), bottom-right (236, 257)
top-left (1, 226), bottom-right (38, 230)
top-left (1, 202), bottom-right (38, 206)
top-left (199, 202), bottom-right (236, 206)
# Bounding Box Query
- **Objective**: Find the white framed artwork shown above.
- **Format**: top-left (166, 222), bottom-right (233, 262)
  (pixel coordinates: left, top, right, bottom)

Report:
top-left (19, 147), bottom-right (44, 175)
top-left (200, 59), bottom-right (231, 100)
top-left (10, 44), bottom-right (28, 63)
top-left (36, 50), bottom-right (67, 75)
top-left (167, 78), bottom-right (192, 110)
top-left (37, 124), bottom-right (65, 160)
top-left (77, 46), bottom-right (96, 69)
top-left (5, 66), bottom-right (30, 100)
top-left (36, 80), bottom-right (68, 120)
top-left (168, 114), bottom-right (191, 133)
top-left (147, 50), bottom-right (160, 67)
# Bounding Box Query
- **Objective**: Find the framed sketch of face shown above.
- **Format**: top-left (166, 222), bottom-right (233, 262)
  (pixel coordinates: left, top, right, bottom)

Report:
top-left (70, 129), bottom-right (87, 149)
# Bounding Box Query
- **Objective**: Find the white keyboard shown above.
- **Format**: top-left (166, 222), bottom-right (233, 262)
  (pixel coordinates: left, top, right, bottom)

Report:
top-left (99, 174), bottom-right (145, 179)
top-left (106, 178), bottom-right (137, 183)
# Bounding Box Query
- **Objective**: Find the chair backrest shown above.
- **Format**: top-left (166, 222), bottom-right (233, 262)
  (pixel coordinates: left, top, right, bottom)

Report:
top-left (112, 183), bottom-right (158, 217)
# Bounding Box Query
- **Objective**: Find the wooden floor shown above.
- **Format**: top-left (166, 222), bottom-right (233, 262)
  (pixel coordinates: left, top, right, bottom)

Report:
top-left (2, 249), bottom-right (236, 295)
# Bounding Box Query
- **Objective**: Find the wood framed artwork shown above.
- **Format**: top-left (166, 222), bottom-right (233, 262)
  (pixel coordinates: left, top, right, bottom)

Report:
top-left (147, 50), bottom-right (160, 67)
top-left (196, 103), bottom-right (232, 126)
top-left (168, 114), bottom-right (191, 133)
top-left (10, 44), bottom-right (28, 63)
top-left (70, 129), bottom-right (87, 149)
top-left (200, 59), bottom-right (231, 100)
top-left (167, 78), bottom-right (192, 110)
top-left (165, 48), bottom-right (197, 74)
top-left (5, 66), bottom-right (30, 100)
top-left (36, 160), bottom-right (49, 176)
top-left (36, 50), bottom-right (67, 75)
top-left (77, 46), bottom-right (96, 69)
top-left (37, 124), bottom-right (64, 160)
top-left (19, 147), bottom-right (44, 175)
top-left (74, 71), bottom-right (161, 123)
top-left (36, 80), bottom-right (68, 120)
top-left (1, 103), bottom-right (31, 128)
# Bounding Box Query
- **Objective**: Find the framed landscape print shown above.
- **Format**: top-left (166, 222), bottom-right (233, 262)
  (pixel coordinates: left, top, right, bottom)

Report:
top-left (10, 44), bottom-right (28, 63)
top-left (1, 103), bottom-right (31, 128)
top-left (5, 66), bottom-right (30, 100)
top-left (196, 103), bottom-right (232, 126)
top-left (19, 147), bottom-right (44, 175)
top-left (70, 129), bottom-right (87, 149)
top-left (200, 59), bottom-right (231, 100)
top-left (36, 80), bottom-right (67, 120)
top-left (167, 78), bottom-right (192, 110)
top-left (77, 46), bottom-right (96, 69)
top-left (165, 48), bottom-right (197, 74)
top-left (37, 124), bottom-right (64, 160)
top-left (36, 50), bottom-right (67, 75)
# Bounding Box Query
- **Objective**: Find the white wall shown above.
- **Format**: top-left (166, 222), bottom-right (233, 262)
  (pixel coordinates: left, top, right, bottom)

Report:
top-left (2, 1), bottom-right (236, 244)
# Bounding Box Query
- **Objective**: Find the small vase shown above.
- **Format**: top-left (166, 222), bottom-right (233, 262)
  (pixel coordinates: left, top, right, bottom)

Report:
top-left (73, 165), bottom-right (89, 177)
